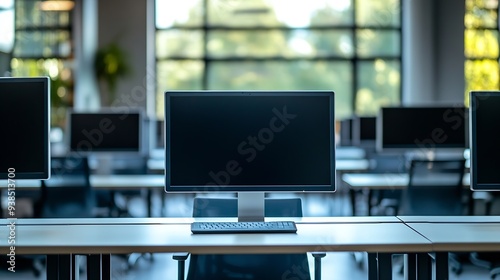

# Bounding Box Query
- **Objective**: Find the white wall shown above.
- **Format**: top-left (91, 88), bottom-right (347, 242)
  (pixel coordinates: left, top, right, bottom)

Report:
top-left (97, 0), bottom-right (150, 110)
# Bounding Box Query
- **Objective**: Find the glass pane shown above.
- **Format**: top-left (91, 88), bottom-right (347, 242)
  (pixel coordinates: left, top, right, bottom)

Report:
top-left (14, 31), bottom-right (71, 57)
top-left (356, 29), bottom-right (400, 57)
top-left (356, 0), bottom-right (400, 27)
top-left (0, 0), bottom-right (13, 9)
top-left (207, 60), bottom-right (353, 118)
top-left (208, 29), bottom-right (353, 58)
top-left (156, 0), bottom-right (203, 28)
top-left (356, 60), bottom-right (400, 116)
top-left (156, 60), bottom-right (204, 119)
top-left (464, 59), bottom-right (499, 106)
top-left (0, 9), bottom-right (14, 52)
top-left (208, 0), bottom-right (353, 27)
top-left (465, 0), bottom-right (498, 28)
top-left (156, 30), bottom-right (203, 58)
top-left (16, 0), bottom-right (70, 28)
top-left (465, 29), bottom-right (499, 58)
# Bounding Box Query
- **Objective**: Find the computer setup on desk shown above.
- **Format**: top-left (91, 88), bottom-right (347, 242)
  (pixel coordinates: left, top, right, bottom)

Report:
top-left (164, 90), bottom-right (336, 233)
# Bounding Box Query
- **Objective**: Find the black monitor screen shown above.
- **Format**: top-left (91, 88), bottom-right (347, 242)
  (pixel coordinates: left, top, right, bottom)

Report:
top-left (165, 91), bottom-right (336, 192)
top-left (339, 118), bottom-right (352, 146)
top-left (69, 112), bottom-right (141, 153)
top-left (378, 106), bottom-right (466, 151)
top-left (470, 91), bottom-right (500, 190)
top-left (0, 77), bottom-right (50, 179)
top-left (353, 116), bottom-right (376, 145)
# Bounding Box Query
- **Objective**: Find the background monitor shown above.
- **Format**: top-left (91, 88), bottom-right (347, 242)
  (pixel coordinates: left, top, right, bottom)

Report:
top-left (0, 77), bottom-right (50, 179)
top-left (352, 116), bottom-right (376, 147)
top-left (338, 118), bottom-right (352, 146)
top-left (68, 110), bottom-right (143, 154)
top-left (165, 90), bottom-right (336, 193)
top-left (470, 91), bottom-right (500, 191)
top-left (377, 106), bottom-right (467, 153)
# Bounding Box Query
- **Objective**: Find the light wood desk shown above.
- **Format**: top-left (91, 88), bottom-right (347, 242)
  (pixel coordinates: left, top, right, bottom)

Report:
top-left (0, 217), bottom-right (432, 280)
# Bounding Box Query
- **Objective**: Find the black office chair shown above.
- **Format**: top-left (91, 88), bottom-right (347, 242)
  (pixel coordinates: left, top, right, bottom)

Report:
top-left (35, 156), bottom-right (95, 218)
top-left (367, 153), bottom-right (407, 216)
top-left (399, 159), bottom-right (466, 274)
top-left (399, 159), bottom-right (466, 216)
top-left (173, 197), bottom-right (325, 280)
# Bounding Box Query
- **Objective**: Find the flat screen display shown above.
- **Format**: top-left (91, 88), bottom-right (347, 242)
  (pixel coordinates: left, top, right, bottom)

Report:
top-left (353, 116), bottom-right (376, 145)
top-left (165, 91), bottom-right (336, 192)
top-left (470, 91), bottom-right (500, 191)
top-left (69, 112), bottom-right (141, 153)
top-left (0, 77), bottom-right (50, 179)
top-left (378, 106), bottom-right (466, 151)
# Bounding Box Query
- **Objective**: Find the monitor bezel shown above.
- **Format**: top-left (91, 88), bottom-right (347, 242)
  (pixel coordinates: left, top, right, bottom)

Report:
top-left (377, 106), bottom-right (467, 153)
top-left (470, 91), bottom-right (500, 191)
top-left (66, 108), bottom-right (146, 156)
top-left (164, 90), bottom-right (336, 193)
top-left (0, 76), bottom-right (51, 180)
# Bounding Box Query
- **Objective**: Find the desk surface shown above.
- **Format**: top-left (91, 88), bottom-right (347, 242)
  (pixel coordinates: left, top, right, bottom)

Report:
top-left (148, 158), bottom-right (370, 172)
top-left (404, 222), bottom-right (500, 252)
top-left (0, 218), bottom-right (431, 255)
top-left (0, 216), bottom-right (401, 226)
top-left (342, 173), bottom-right (471, 190)
top-left (398, 215), bottom-right (500, 223)
top-left (0, 174), bottom-right (165, 190)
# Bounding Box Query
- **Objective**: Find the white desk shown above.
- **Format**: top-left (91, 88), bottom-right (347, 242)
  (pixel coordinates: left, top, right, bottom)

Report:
top-left (342, 173), bottom-right (470, 190)
top-left (148, 158), bottom-right (371, 173)
top-left (0, 174), bottom-right (165, 217)
top-left (342, 173), bottom-right (473, 216)
top-left (0, 217), bottom-right (431, 280)
top-left (399, 216), bottom-right (500, 280)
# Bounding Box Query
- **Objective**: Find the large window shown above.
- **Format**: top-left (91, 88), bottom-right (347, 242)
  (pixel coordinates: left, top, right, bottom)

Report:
top-left (155, 0), bottom-right (401, 119)
top-left (11, 0), bottom-right (74, 127)
top-left (465, 0), bottom-right (499, 106)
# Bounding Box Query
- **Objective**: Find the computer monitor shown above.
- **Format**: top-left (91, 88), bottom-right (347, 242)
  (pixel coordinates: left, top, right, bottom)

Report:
top-left (68, 110), bottom-right (145, 174)
top-left (470, 91), bottom-right (500, 191)
top-left (338, 118), bottom-right (352, 146)
top-left (377, 106), bottom-right (467, 156)
top-left (352, 116), bottom-right (376, 147)
top-left (0, 77), bottom-right (50, 179)
top-left (165, 90), bottom-right (336, 221)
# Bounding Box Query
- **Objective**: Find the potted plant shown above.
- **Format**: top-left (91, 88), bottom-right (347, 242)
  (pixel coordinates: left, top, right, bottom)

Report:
top-left (94, 42), bottom-right (130, 106)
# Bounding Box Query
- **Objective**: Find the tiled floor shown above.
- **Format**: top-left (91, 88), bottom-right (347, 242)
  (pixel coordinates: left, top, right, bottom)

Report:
top-left (0, 189), bottom-right (496, 279)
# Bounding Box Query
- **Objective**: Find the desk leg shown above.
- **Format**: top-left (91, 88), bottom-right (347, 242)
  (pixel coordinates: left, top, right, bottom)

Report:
top-left (102, 254), bottom-right (111, 280)
top-left (349, 189), bottom-right (357, 216)
top-left (367, 190), bottom-right (373, 216)
top-left (416, 253), bottom-right (432, 280)
top-left (378, 253), bottom-right (392, 280)
top-left (434, 252), bottom-right (449, 280)
top-left (87, 254), bottom-right (110, 280)
top-left (47, 254), bottom-right (72, 280)
top-left (404, 253), bottom-right (417, 280)
top-left (367, 253), bottom-right (378, 280)
top-left (147, 189), bottom-right (153, 217)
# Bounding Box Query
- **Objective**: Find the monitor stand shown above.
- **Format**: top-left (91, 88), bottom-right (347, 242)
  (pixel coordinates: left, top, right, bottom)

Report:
top-left (92, 154), bottom-right (113, 175)
top-left (237, 192), bottom-right (265, 222)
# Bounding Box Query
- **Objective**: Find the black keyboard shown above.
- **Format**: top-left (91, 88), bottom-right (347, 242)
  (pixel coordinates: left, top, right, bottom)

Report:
top-left (191, 221), bottom-right (297, 234)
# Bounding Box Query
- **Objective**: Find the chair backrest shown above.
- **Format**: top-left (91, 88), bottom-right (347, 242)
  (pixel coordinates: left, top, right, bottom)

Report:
top-left (188, 197), bottom-right (311, 280)
top-left (192, 197), bottom-right (303, 218)
top-left (37, 156), bottom-right (94, 218)
top-left (399, 159), bottom-right (466, 215)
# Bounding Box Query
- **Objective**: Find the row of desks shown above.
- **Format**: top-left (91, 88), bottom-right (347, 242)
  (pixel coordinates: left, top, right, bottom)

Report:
top-left (1, 216), bottom-right (499, 280)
